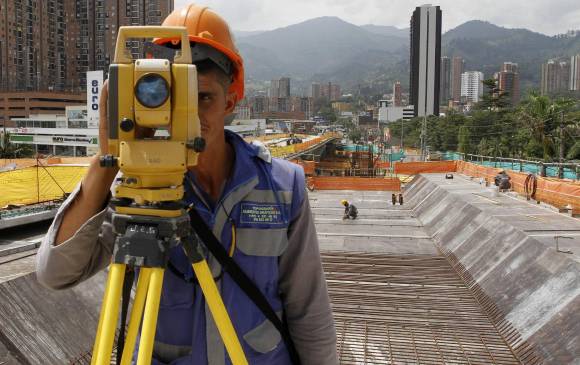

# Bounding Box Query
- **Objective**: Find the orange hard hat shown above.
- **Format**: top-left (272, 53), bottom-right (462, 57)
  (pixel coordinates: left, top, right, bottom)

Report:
top-left (155, 4), bottom-right (244, 102)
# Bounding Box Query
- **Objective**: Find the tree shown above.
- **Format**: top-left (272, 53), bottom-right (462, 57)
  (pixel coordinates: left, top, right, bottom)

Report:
top-left (0, 132), bottom-right (34, 158)
top-left (348, 128), bottom-right (362, 143)
top-left (477, 138), bottom-right (490, 155)
top-left (457, 126), bottom-right (472, 154)
top-left (516, 92), bottom-right (577, 160)
top-left (567, 141), bottom-right (580, 160)
top-left (318, 105), bottom-right (337, 123)
top-left (477, 78), bottom-right (511, 111)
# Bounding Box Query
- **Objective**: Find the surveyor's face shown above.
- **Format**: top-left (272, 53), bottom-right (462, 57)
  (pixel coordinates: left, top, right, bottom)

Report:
top-left (197, 72), bottom-right (235, 145)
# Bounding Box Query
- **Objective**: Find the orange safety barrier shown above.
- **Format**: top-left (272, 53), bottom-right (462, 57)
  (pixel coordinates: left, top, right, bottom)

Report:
top-left (309, 176), bottom-right (401, 191)
top-left (456, 161), bottom-right (580, 212)
top-left (290, 160), bottom-right (315, 176)
top-left (318, 161), bottom-right (351, 169)
top-left (394, 161), bottom-right (457, 175)
top-left (294, 137), bottom-right (321, 152)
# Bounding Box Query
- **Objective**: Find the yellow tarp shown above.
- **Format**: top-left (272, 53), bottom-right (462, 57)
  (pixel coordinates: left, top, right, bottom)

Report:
top-left (0, 165), bottom-right (87, 207)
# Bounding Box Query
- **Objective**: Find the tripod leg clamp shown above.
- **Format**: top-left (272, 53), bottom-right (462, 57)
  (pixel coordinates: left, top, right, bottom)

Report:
top-left (182, 235), bottom-right (206, 264)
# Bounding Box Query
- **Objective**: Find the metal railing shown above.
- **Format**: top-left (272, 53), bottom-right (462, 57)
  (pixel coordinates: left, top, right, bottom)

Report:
top-left (447, 153), bottom-right (579, 180)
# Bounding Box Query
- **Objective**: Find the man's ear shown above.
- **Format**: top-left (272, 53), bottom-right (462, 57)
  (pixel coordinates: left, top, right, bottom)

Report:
top-left (225, 91), bottom-right (236, 114)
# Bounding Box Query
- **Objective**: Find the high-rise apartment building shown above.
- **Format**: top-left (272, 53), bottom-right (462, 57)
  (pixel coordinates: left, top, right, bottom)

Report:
top-left (460, 71), bottom-right (484, 104)
top-left (556, 61), bottom-right (569, 91)
top-left (269, 79), bottom-right (280, 98)
top-left (541, 59), bottom-right (569, 95)
top-left (269, 77), bottom-right (291, 98)
top-left (0, 0), bottom-right (172, 93)
top-left (440, 56), bottom-right (451, 104)
top-left (497, 62), bottom-right (520, 105)
top-left (450, 56), bottom-right (465, 103)
top-left (541, 60), bottom-right (556, 95)
top-left (393, 81), bottom-right (402, 106)
top-left (91, 0), bottom-right (172, 79)
top-left (311, 82), bottom-right (322, 99)
top-left (570, 54), bottom-right (580, 91)
top-left (321, 82), bottom-right (341, 101)
top-left (0, 0), bottom-right (69, 91)
top-left (290, 96), bottom-right (312, 119)
top-left (251, 95), bottom-right (269, 117)
top-left (409, 4), bottom-right (442, 117)
top-left (278, 77), bottom-right (290, 98)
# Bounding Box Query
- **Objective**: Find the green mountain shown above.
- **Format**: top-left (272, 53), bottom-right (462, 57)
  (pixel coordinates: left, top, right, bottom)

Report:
top-left (360, 24), bottom-right (409, 38)
top-left (442, 21), bottom-right (580, 91)
top-left (236, 18), bottom-right (580, 93)
top-left (236, 17), bottom-right (408, 87)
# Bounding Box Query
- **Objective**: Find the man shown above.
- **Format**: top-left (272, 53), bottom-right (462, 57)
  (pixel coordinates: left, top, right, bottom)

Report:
top-left (36, 4), bottom-right (337, 365)
top-left (494, 170), bottom-right (511, 191)
top-left (340, 200), bottom-right (358, 220)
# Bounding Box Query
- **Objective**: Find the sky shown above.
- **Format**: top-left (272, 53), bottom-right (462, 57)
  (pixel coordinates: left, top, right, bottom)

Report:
top-left (174, 0), bottom-right (580, 36)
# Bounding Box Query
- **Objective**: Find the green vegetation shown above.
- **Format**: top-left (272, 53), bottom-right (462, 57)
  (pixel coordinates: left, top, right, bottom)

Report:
top-left (388, 93), bottom-right (580, 161)
top-left (0, 132), bottom-right (35, 159)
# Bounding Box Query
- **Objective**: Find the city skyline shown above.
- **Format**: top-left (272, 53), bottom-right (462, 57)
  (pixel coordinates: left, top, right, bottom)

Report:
top-left (177, 0), bottom-right (580, 37)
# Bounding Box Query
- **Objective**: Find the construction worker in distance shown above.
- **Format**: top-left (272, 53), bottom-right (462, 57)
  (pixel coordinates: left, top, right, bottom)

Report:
top-left (494, 170), bottom-right (511, 191)
top-left (341, 200), bottom-right (358, 220)
top-left (35, 3), bottom-right (337, 365)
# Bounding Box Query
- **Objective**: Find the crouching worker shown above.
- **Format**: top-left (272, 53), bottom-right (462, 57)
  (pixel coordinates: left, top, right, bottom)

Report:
top-left (494, 170), bottom-right (511, 191)
top-left (35, 3), bottom-right (337, 365)
top-left (341, 200), bottom-right (358, 220)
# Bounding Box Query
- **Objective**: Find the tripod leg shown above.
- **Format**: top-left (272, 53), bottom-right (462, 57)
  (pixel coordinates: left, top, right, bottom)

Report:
top-left (91, 264), bottom-right (113, 365)
top-left (92, 263), bottom-right (126, 365)
top-left (136, 268), bottom-right (164, 365)
top-left (193, 261), bottom-right (248, 365)
top-left (119, 268), bottom-right (152, 365)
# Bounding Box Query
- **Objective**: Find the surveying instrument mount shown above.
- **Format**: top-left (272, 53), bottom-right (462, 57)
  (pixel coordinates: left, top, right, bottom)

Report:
top-left (92, 26), bottom-right (248, 365)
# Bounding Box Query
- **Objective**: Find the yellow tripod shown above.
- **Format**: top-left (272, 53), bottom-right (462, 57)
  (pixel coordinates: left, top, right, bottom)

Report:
top-left (90, 210), bottom-right (248, 365)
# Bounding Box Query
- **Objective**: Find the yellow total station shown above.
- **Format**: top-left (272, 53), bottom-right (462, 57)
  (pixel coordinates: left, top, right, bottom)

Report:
top-left (102, 25), bottom-right (205, 207)
top-left (93, 26), bottom-right (248, 365)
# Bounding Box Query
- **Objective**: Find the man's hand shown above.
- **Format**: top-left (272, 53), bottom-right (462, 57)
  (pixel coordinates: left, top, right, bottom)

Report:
top-left (99, 80), bottom-right (110, 155)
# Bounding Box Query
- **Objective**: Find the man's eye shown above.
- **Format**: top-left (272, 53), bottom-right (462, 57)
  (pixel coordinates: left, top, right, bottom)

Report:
top-left (199, 93), bottom-right (212, 101)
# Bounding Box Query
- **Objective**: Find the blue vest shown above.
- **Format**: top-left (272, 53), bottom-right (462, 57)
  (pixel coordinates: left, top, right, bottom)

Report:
top-left (148, 131), bottom-right (305, 365)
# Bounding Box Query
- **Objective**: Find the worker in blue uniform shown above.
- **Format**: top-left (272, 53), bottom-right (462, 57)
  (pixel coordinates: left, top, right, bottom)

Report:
top-left (36, 3), bottom-right (337, 364)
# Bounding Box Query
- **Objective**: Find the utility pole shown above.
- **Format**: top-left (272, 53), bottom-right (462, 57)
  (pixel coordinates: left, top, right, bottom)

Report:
top-left (401, 118), bottom-right (404, 151)
top-left (420, 115), bottom-right (427, 161)
top-left (559, 111), bottom-right (564, 179)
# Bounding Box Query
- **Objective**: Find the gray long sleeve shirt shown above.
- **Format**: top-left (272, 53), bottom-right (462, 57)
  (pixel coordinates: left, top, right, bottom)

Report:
top-left (36, 182), bottom-right (337, 364)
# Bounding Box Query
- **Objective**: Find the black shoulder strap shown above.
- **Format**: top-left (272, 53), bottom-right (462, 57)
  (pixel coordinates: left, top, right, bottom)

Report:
top-left (188, 207), bottom-right (301, 365)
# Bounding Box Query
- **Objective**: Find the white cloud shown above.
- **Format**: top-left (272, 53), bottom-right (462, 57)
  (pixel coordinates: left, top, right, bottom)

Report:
top-left (174, 0), bottom-right (579, 35)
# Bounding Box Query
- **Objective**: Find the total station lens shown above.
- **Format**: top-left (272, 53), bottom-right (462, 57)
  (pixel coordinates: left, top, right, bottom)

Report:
top-left (135, 73), bottom-right (169, 108)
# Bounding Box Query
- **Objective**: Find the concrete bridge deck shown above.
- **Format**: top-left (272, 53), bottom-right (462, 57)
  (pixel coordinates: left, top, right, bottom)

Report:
top-left (0, 174), bottom-right (577, 364)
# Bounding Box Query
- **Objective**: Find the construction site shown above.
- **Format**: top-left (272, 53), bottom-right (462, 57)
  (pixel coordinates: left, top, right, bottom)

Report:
top-left (0, 133), bottom-right (579, 364)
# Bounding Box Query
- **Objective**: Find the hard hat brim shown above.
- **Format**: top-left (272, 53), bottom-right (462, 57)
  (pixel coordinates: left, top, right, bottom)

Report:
top-left (155, 35), bottom-right (244, 101)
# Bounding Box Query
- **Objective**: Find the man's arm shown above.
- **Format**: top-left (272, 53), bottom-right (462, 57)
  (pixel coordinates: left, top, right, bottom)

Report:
top-left (54, 156), bottom-right (117, 245)
top-left (279, 195), bottom-right (338, 364)
top-left (35, 168), bottom-right (116, 289)
top-left (36, 82), bottom-right (118, 289)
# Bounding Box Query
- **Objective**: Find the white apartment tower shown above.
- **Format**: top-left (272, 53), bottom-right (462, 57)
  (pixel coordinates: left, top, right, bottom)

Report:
top-left (461, 71), bottom-right (484, 103)
top-left (570, 54), bottom-right (580, 91)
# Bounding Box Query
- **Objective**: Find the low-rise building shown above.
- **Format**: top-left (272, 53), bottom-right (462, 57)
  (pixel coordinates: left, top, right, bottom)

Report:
top-left (6, 106), bottom-right (98, 157)
top-left (0, 92), bottom-right (86, 128)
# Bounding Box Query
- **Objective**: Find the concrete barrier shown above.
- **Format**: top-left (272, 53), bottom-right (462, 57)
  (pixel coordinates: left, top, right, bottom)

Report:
top-left (405, 173), bottom-right (580, 364)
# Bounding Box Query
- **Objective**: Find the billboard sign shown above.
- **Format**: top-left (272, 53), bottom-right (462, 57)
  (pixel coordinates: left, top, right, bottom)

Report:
top-left (87, 70), bottom-right (104, 129)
